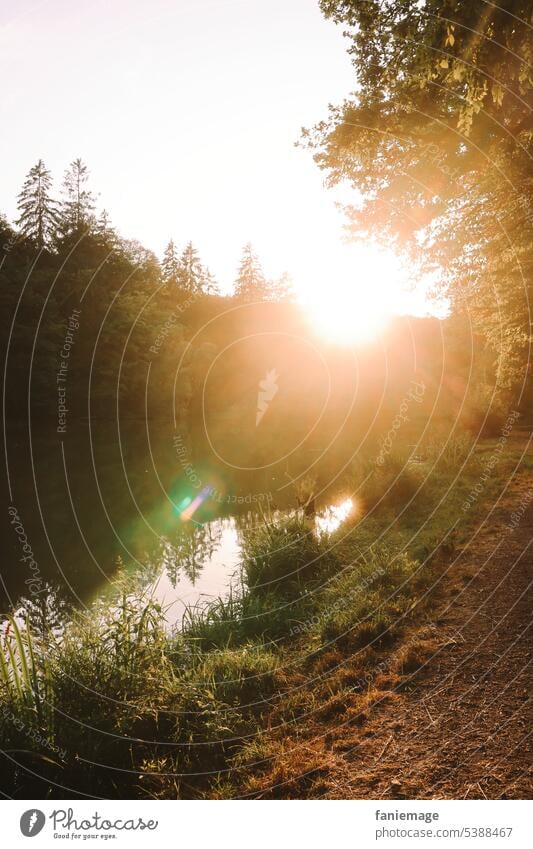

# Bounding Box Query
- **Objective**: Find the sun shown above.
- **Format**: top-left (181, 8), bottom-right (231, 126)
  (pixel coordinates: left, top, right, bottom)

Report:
top-left (300, 242), bottom-right (424, 345)
top-left (307, 280), bottom-right (391, 344)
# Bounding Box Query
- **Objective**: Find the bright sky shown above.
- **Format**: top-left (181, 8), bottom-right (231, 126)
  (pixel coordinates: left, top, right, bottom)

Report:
top-left (1, 0), bottom-right (443, 321)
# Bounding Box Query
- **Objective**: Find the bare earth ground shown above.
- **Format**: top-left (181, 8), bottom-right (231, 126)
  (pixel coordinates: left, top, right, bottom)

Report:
top-left (316, 467), bottom-right (532, 799)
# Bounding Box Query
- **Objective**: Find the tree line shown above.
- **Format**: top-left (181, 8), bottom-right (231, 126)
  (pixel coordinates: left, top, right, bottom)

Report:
top-left (7, 157), bottom-right (293, 302)
top-left (0, 158), bottom-right (297, 427)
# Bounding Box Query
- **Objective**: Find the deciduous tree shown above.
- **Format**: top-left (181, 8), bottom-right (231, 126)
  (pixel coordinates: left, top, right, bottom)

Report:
top-left (305, 0), bottom-right (532, 389)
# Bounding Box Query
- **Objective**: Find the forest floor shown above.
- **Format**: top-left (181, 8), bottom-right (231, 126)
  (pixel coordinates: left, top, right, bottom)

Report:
top-left (242, 437), bottom-right (532, 800)
top-left (314, 466), bottom-right (531, 799)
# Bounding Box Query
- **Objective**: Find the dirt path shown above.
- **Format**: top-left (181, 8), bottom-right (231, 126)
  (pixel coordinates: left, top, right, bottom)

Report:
top-left (318, 467), bottom-right (532, 799)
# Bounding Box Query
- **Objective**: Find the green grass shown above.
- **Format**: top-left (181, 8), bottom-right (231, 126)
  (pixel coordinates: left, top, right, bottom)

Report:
top-left (314, 546), bottom-right (429, 651)
top-left (182, 588), bottom-right (304, 649)
top-left (241, 512), bottom-right (334, 594)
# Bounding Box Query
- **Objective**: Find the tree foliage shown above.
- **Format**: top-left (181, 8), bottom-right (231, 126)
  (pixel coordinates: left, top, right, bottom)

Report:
top-left (305, 0), bottom-right (532, 389)
top-left (161, 238), bottom-right (180, 285)
top-left (177, 241), bottom-right (215, 294)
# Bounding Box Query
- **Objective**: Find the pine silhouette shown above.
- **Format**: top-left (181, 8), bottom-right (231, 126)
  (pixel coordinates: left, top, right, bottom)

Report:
top-left (177, 241), bottom-right (206, 293)
top-left (161, 238), bottom-right (180, 285)
top-left (16, 159), bottom-right (60, 248)
top-left (203, 267), bottom-right (219, 296)
top-left (95, 209), bottom-right (115, 246)
top-left (234, 242), bottom-right (267, 301)
top-left (60, 157), bottom-right (95, 234)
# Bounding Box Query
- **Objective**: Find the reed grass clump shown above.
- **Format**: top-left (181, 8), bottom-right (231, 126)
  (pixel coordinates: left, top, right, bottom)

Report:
top-left (241, 513), bottom-right (333, 595)
top-left (0, 615), bottom-right (54, 745)
top-left (0, 592), bottom-right (284, 798)
top-left (182, 588), bottom-right (303, 649)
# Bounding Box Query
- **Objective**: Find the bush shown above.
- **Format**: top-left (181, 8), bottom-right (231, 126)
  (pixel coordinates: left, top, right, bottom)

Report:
top-left (361, 454), bottom-right (420, 513)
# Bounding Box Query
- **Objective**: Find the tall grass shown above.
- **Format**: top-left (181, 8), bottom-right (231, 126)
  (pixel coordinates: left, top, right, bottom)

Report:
top-left (241, 512), bottom-right (333, 595)
top-left (0, 593), bottom-right (282, 797)
top-left (182, 588), bottom-right (301, 649)
top-left (315, 545), bottom-right (431, 650)
top-left (419, 429), bottom-right (474, 469)
top-left (0, 616), bottom-right (54, 738)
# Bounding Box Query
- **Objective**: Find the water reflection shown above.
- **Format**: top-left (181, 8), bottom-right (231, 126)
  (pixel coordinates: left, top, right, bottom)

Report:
top-left (148, 517), bottom-right (241, 628)
top-left (161, 521), bottom-right (224, 587)
top-left (315, 497), bottom-right (354, 535)
top-left (122, 498), bottom-right (354, 631)
top-left (5, 495), bottom-right (355, 633)
top-left (2, 422), bottom-right (356, 629)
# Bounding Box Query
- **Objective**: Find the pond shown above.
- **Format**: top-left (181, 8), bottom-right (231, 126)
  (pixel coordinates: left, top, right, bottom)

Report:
top-left (127, 497), bottom-right (354, 631)
top-left (2, 420), bottom-right (354, 627)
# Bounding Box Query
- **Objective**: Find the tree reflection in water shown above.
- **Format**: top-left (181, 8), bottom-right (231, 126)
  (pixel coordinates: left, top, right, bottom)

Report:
top-left (162, 520), bottom-right (223, 587)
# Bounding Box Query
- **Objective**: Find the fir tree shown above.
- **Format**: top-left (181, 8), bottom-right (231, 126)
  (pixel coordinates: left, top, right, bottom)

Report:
top-left (60, 157), bottom-right (95, 234)
top-left (269, 271), bottom-right (294, 301)
top-left (177, 241), bottom-right (206, 293)
top-left (95, 209), bottom-right (115, 246)
top-left (203, 267), bottom-right (219, 296)
top-left (16, 159), bottom-right (60, 248)
top-left (234, 242), bottom-right (267, 301)
top-left (161, 238), bottom-right (180, 285)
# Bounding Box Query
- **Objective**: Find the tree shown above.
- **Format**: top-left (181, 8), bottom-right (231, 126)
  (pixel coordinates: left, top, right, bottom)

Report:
top-left (234, 242), bottom-right (268, 301)
top-left (16, 159), bottom-right (60, 248)
top-left (305, 0), bottom-right (532, 389)
top-left (269, 271), bottom-right (294, 301)
top-left (203, 267), bottom-right (220, 296)
top-left (94, 209), bottom-right (116, 246)
top-left (60, 157), bottom-right (96, 235)
top-left (121, 239), bottom-right (160, 283)
top-left (161, 238), bottom-right (180, 285)
top-left (177, 241), bottom-right (207, 293)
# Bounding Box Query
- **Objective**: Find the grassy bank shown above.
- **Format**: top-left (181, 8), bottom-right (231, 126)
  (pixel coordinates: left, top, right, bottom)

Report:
top-left (0, 431), bottom-right (524, 798)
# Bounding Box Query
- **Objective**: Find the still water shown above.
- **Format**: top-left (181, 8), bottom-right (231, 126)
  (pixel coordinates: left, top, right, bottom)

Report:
top-left (2, 421), bottom-right (353, 626)
top-left (143, 498), bottom-right (353, 629)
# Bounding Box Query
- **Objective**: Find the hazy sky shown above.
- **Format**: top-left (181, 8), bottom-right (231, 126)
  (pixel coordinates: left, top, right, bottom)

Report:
top-left (1, 0), bottom-right (363, 291)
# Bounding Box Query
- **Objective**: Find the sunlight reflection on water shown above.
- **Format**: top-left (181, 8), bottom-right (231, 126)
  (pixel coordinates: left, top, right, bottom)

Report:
top-left (148, 497), bottom-right (355, 629)
top-left (149, 516), bottom-right (242, 630)
top-left (314, 497), bottom-right (354, 535)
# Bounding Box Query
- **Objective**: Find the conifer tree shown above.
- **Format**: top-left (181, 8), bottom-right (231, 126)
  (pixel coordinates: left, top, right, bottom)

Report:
top-left (203, 267), bottom-right (219, 296)
top-left (270, 271), bottom-right (294, 301)
top-left (234, 242), bottom-right (267, 301)
top-left (16, 159), bottom-right (60, 248)
top-left (161, 238), bottom-right (180, 285)
top-left (95, 209), bottom-right (115, 246)
top-left (177, 241), bottom-right (206, 293)
top-left (60, 158), bottom-right (95, 234)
